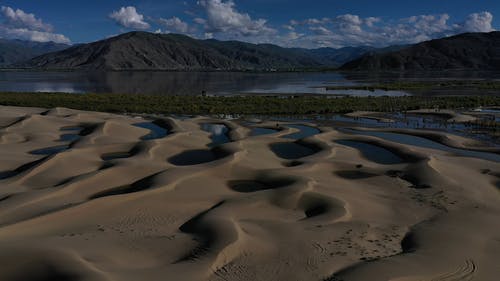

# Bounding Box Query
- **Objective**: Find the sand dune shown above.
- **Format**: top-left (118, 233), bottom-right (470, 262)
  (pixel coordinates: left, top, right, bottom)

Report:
top-left (0, 105), bottom-right (499, 281)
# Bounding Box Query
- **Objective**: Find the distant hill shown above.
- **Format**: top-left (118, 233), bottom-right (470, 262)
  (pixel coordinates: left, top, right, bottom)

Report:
top-left (304, 46), bottom-right (377, 67)
top-left (341, 32), bottom-right (500, 71)
top-left (17, 32), bottom-right (378, 71)
top-left (0, 39), bottom-right (69, 67)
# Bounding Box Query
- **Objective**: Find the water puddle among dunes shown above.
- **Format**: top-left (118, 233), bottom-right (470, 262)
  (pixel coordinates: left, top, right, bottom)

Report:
top-left (282, 124), bottom-right (321, 140)
top-left (168, 148), bottom-right (231, 166)
top-left (58, 126), bottom-right (83, 142)
top-left (474, 109), bottom-right (500, 123)
top-left (344, 129), bottom-right (500, 163)
top-left (332, 112), bottom-right (498, 145)
top-left (133, 122), bottom-right (169, 140)
top-left (336, 140), bottom-right (403, 165)
top-left (29, 145), bottom-right (70, 155)
top-left (59, 133), bottom-right (80, 142)
top-left (249, 127), bottom-right (279, 136)
top-left (200, 123), bottom-right (230, 147)
top-left (270, 142), bottom-right (319, 160)
top-left (478, 108), bottom-right (500, 113)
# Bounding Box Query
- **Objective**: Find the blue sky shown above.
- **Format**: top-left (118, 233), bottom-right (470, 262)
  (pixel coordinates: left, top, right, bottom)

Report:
top-left (0, 0), bottom-right (498, 48)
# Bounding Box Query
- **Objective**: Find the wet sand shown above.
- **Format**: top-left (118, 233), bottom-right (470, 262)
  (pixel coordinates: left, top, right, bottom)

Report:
top-left (0, 106), bottom-right (499, 281)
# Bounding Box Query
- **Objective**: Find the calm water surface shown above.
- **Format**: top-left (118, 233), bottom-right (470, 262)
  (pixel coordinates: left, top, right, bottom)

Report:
top-left (200, 123), bottom-right (231, 147)
top-left (5, 71), bottom-right (496, 96)
top-left (133, 122), bottom-right (170, 140)
top-left (0, 71), bottom-right (363, 95)
top-left (3, 70), bottom-right (500, 96)
top-left (342, 128), bottom-right (500, 163)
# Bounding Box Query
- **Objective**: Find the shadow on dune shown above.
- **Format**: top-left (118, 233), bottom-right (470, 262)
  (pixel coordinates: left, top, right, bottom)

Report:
top-left (0, 170), bottom-right (16, 180)
top-left (168, 148), bottom-right (231, 166)
top-left (385, 170), bottom-right (432, 189)
top-left (0, 116), bottom-right (28, 129)
top-left (402, 175), bottom-right (432, 189)
top-left (0, 258), bottom-right (81, 281)
top-left (29, 145), bottom-right (70, 156)
top-left (400, 231), bottom-right (418, 253)
top-left (54, 162), bottom-right (115, 187)
top-left (0, 156), bottom-right (50, 180)
top-left (89, 172), bottom-right (162, 199)
top-left (299, 192), bottom-right (347, 220)
top-left (282, 160), bottom-right (304, 167)
top-left (8, 266), bottom-right (78, 281)
top-left (227, 177), bottom-right (296, 193)
top-left (335, 170), bottom-right (379, 180)
top-left (176, 201), bottom-right (225, 262)
top-left (100, 145), bottom-right (141, 161)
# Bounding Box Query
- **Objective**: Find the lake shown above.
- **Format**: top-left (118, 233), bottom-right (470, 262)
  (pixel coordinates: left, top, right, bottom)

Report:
top-left (0, 71), bottom-right (498, 96)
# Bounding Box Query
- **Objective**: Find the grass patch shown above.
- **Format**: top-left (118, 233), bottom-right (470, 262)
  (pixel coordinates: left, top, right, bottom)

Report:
top-left (326, 80), bottom-right (500, 91)
top-left (0, 92), bottom-right (499, 115)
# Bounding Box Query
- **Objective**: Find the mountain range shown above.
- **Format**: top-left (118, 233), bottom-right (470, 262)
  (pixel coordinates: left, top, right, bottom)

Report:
top-left (5, 31), bottom-right (500, 71)
top-left (341, 31), bottom-right (500, 71)
top-left (0, 39), bottom-right (69, 67)
top-left (15, 32), bottom-right (377, 70)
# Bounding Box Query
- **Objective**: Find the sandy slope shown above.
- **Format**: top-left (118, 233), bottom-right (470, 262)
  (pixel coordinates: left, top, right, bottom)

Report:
top-left (0, 106), bottom-right (499, 281)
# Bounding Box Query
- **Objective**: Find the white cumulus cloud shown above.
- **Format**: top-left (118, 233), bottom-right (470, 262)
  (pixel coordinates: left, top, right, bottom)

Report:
top-left (365, 17), bottom-right (381, 28)
top-left (1, 6), bottom-right (52, 32)
top-left (406, 14), bottom-right (450, 34)
top-left (196, 0), bottom-right (276, 37)
top-left (109, 6), bottom-right (150, 30)
top-left (158, 16), bottom-right (192, 33)
top-left (309, 26), bottom-right (332, 36)
top-left (0, 6), bottom-right (70, 43)
top-left (283, 11), bottom-right (496, 48)
top-left (456, 11), bottom-right (494, 33)
top-left (334, 14), bottom-right (364, 33)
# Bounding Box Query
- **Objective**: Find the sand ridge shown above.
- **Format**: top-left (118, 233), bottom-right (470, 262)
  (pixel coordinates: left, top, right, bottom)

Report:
top-left (0, 106), bottom-right (499, 281)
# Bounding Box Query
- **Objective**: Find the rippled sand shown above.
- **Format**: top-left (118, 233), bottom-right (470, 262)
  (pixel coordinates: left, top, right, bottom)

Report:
top-left (0, 106), bottom-right (499, 281)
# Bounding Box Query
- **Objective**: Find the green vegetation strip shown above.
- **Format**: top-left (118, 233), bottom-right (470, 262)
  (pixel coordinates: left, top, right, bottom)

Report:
top-left (326, 80), bottom-right (500, 91)
top-left (1, 92), bottom-right (499, 115)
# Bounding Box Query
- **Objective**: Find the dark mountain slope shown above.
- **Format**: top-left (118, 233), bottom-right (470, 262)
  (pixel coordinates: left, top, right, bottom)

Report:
top-left (341, 32), bottom-right (500, 71)
top-left (0, 39), bottom-right (69, 67)
top-left (20, 32), bottom-right (321, 70)
top-left (19, 32), bottom-right (380, 70)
